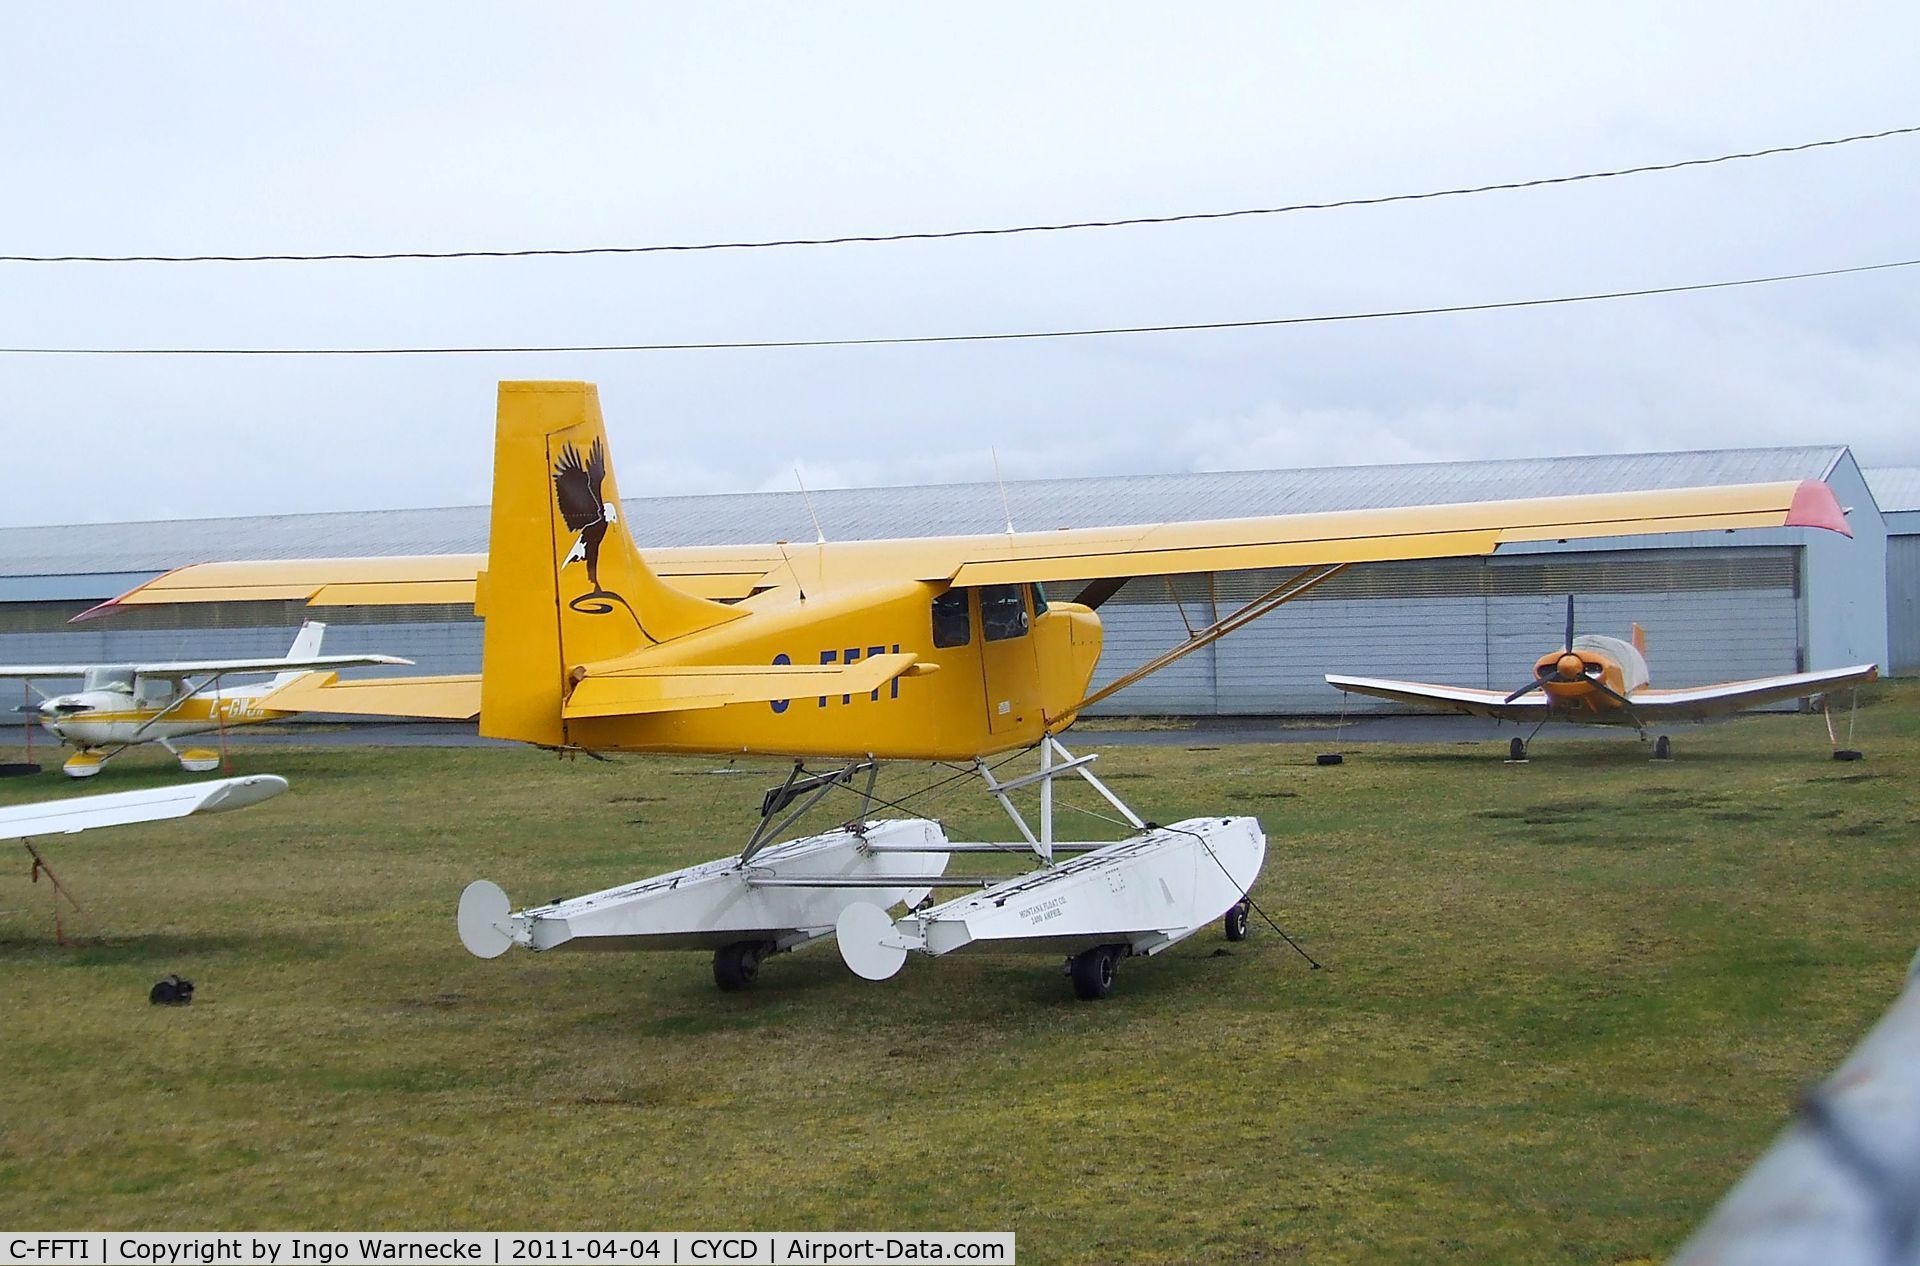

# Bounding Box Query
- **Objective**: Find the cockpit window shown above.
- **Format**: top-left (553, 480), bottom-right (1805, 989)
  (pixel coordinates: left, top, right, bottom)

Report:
top-left (84, 666), bottom-right (135, 694)
top-left (1029, 583), bottom-right (1049, 617)
top-left (931, 589), bottom-right (972, 648)
top-left (981, 584), bottom-right (1030, 641)
top-left (135, 676), bottom-right (178, 707)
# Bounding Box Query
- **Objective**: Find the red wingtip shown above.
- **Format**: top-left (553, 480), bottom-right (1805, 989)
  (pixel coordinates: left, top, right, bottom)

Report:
top-left (70, 595), bottom-right (122, 623)
top-left (69, 564), bottom-right (188, 623)
top-left (1786, 480), bottom-right (1851, 537)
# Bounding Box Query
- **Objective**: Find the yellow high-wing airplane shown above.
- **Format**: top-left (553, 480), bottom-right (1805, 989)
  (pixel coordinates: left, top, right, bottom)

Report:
top-left (1327, 595), bottom-right (1879, 761)
top-left (3, 622), bottom-right (412, 777)
top-left (86, 381), bottom-right (1858, 998)
top-left (94, 382), bottom-right (1858, 765)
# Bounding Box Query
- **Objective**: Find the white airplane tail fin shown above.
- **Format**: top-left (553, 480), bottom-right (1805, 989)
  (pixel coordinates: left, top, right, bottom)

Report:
top-left (268, 621), bottom-right (327, 690)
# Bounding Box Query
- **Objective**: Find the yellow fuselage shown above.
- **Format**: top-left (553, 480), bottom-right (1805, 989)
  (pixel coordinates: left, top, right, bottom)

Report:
top-left (560, 581), bottom-right (1104, 761)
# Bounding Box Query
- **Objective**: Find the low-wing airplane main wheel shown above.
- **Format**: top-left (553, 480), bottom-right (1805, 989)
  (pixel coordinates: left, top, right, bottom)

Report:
top-left (1224, 900), bottom-right (1251, 942)
top-left (1653, 735), bottom-right (1673, 761)
top-left (713, 940), bottom-right (772, 992)
top-left (1069, 944), bottom-right (1123, 1001)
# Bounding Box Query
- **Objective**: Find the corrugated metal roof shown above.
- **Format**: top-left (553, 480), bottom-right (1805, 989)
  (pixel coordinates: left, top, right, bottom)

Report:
top-left (0, 445), bottom-right (1849, 579)
top-left (1865, 466), bottom-right (1920, 514)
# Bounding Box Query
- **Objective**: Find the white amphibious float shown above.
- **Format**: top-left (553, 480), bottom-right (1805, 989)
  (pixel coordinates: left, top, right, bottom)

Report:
top-left (459, 740), bottom-right (1267, 1000)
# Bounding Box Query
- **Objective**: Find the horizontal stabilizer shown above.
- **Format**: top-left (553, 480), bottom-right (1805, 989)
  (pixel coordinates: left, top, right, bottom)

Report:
top-left (565, 654), bottom-right (929, 719)
top-left (0, 775), bottom-right (289, 843)
top-left (255, 673), bottom-right (482, 720)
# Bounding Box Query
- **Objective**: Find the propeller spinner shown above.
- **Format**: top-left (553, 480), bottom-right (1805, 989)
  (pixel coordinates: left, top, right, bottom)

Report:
top-left (1501, 595), bottom-right (1635, 711)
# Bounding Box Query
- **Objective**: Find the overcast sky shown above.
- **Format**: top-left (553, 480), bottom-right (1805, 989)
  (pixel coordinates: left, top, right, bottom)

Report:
top-left (2, 4), bottom-right (1916, 527)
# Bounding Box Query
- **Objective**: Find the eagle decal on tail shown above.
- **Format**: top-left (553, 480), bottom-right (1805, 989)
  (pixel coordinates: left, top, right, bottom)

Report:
top-left (552, 439), bottom-right (651, 639)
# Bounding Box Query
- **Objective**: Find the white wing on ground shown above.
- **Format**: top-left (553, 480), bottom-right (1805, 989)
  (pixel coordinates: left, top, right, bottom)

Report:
top-left (0, 775), bottom-right (290, 842)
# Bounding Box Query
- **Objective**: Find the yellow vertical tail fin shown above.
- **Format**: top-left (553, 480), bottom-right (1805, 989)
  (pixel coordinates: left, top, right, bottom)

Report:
top-left (478, 381), bottom-right (742, 744)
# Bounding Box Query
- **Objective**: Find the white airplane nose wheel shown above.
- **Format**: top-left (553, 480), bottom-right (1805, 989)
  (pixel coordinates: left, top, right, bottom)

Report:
top-left (456, 880), bottom-right (514, 959)
top-left (1224, 900), bottom-right (1251, 942)
top-left (1069, 944), bottom-right (1124, 1001)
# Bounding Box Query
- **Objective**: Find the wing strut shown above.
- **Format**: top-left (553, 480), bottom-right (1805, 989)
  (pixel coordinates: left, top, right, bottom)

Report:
top-left (1072, 563), bottom-right (1350, 714)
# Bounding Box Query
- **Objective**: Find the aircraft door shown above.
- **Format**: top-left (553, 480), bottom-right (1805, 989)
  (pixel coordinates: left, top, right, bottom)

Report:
top-left (977, 584), bottom-right (1041, 736)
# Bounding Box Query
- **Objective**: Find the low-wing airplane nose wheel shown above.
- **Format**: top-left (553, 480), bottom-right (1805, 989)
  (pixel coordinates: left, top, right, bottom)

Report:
top-left (713, 939), bottom-right (773, 992)
top-left (1653, 735), bottom-right (1672, 761)
top-left (1224, 900), bottom-right (1251, 942)
top-left (1068, 944), bottom-right (1124, 1000)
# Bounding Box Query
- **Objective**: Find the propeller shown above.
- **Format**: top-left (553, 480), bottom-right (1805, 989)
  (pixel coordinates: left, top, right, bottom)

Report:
top-left (31, 700), bottom-right (94, 716)
top-left (1502, 595), bottom-right (1634, 709)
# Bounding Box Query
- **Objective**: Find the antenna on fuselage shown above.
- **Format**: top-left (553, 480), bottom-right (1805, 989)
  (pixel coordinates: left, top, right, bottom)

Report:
top-left (991, 448), bottom-right (1015, 536)
top-left (795, 468), bottom-right (827, 545)
top-left (774, 540), bottom-right (807, 603)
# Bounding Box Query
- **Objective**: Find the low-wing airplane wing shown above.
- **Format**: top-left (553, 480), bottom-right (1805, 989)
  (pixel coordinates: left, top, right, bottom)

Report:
top-left (0, 653), bottom-right (411, 680)
top-left (253, 672), bottom-right (483, 720)
top-left (0, 775), bottom-right (290, 842)
top-left (1324, 674), bottom-right (1556, 721)
top-left (564, 654), bottom-right (930, 718)
top-left (1327, 663), bottom-right (1880, 723)
top-left (80, 479), bottom-right (1850, 613)
top-left (1614, 664), bottom-right (1880, 721)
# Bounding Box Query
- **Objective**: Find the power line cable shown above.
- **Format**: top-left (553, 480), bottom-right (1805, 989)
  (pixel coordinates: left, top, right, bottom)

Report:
top-left (1, 256), bottom-right (1912, 356)
top-left (4, 125), bottom-right (1915, 265)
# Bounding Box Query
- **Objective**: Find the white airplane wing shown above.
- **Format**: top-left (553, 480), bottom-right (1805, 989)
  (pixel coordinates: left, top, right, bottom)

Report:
top-left (1325, 674), bottom-right (1555, 721)
top-left (0, 665), bottom-right (111, 679)
top-left (0, 775), bottom-right (289, 843)
top-left (1619, 664), bottom-right (1879, 721)
top-left (0, 654), bottom-right (409, 681)
top-left (130, 653), bottom-right (412, 679)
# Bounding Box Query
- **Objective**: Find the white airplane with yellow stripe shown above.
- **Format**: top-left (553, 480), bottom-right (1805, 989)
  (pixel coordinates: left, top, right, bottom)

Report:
top-left (3, 622), bottom-right (409, 778)
top-left (80, 381), bottom-right (1861, 999)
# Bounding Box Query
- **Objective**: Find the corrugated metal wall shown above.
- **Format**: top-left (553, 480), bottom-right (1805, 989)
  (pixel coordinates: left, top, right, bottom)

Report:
top-left (0, 547), bottom-right (1804, 716)
top-left (1085, 547), bottom-right (1803, 714)
top-left (1890, 535), bottom-right (1920, 675)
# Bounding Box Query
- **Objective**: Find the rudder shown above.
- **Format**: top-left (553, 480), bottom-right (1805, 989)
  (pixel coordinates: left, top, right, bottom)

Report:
top-left (478, 382), bottom-right (741, 744)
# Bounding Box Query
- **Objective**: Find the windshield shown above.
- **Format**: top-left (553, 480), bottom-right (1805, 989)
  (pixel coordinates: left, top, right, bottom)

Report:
top-left (82, 666), bottom-right (136, 694)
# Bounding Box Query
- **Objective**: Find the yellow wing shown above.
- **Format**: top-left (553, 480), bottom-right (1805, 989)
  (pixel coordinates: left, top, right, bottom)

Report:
top-left (937, 480), bottom-right (1847, 586)
top-left (85, 546), bottom-right (781, 614)
top-left (255, 673), bottom-right (483, 720)
top-left (82, 480), bottom-right (1847, 616)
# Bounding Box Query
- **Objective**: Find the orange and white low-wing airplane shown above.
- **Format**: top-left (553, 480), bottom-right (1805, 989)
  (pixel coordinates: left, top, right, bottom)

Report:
top-left (1327, 595), bottom-right (1878, 759)
top-left (2, 622), bottom-right (415, 777)
top-left (84, 381), bottom-right (1861, 998)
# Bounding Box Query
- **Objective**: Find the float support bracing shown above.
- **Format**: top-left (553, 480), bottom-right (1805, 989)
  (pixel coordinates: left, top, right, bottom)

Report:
top-left (741, 759), bottom-right (876, 864)
top-left (976, 737), bottom-right (1145, 864)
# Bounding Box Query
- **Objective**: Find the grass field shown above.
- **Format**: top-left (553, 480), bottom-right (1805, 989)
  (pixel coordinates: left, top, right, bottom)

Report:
top-left (2, 688), bottom-right (1916, 1263)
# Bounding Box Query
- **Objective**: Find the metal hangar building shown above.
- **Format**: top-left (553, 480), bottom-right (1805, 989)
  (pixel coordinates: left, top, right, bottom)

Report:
top-left (0, 446), bottom-right (1894, 717)
top-left (1866, 466), bottom-right (1920, 676)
